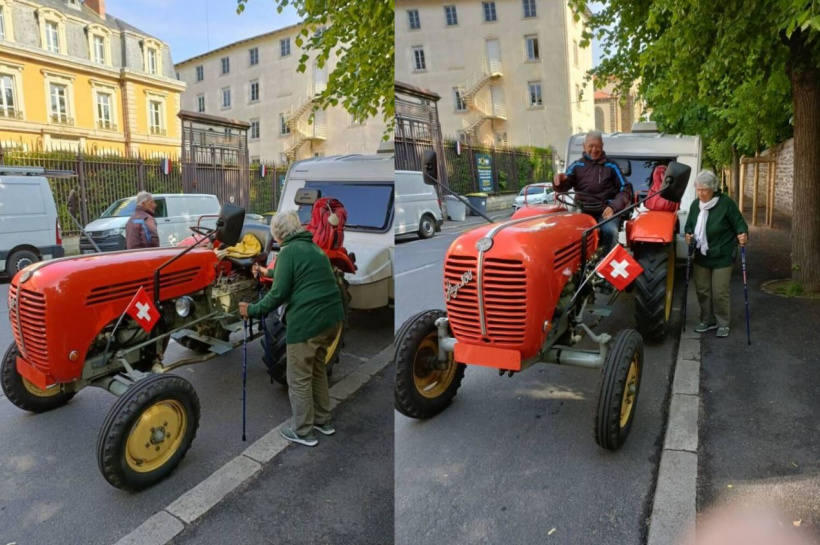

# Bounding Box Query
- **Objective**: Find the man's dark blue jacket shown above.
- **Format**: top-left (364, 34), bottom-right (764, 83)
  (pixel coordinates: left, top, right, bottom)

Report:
top-left (556, 153), bottom-right (631, 213)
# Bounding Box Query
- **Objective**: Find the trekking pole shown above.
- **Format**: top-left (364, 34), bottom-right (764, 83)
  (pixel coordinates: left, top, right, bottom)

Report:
top-left (741, 245), bottom-right (751, 345)
top-left (682, 239), bottom-right (695, 331)
top-left (256, 270), bottom-right (274, 384)
top-left (242, 319), bottom-right (249, 441)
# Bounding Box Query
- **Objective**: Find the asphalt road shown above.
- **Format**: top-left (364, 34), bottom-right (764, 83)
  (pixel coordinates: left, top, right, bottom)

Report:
top-left (0, 279), bottom-right (392, 545)
top-left (394, 217), bottom-right (681, 545)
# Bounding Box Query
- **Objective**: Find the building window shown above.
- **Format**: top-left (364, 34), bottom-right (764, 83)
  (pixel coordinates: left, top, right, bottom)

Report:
top-left (147, 48), bottom-right (158, 75)
top-left (0, 7), bottom-right (6, 41)
top-left (573, 41), bottom-right (579, 66)
top-left (250, 120), bottom-right (260, 140)
top-left (523, 0), bottom-right (537, 18)
top-left (0, 75), bottom-right (17, 118)
top-left (250, 80), bottom-right (259, 102)
top-left (175, 71), bottom-right (180, 80)
top-left (222, 87), bottom-right (231, 108)
top-left (595, 106), bottom-right (605, 131)
top-left (528, 81), bottom-right (542, 107)
top-left (96, 92), bottom-right (113, 129)
top-left (444, 5), bottom-right (458, 26)
top-left (412, 47), bottom-right (426, 70)
top-left (249, 47), bottom-right (259, 65)
top-left (454, 88), bottom-right (466, 111)
top-left (221, 57), bottom-right (230, 74)
top-left (45, 21), bottom-right (60, 53)
top-left (196, 65), bottom-right (204, 81)
top-left (197, 94), bottom-right (205, 113)
top-left (280, 113), bottom-right (290, 135)
top-left (149, 100), bottom-right (165, 134)
top-left (280, 38), bottom-right (290, 57)
top-left (49, 83), bottom-right (70, 123)
top-left (482, 2), bottom-right (497, 22)
top-left (408, 9), bottom-right (420, 29)
top-left (525, 35), bottom-right (539, 61)
top-left (576, 85), bottom-right (582, 110)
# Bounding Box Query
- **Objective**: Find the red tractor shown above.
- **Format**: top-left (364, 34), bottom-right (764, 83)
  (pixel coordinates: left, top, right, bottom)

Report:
top-left (394, 152), bottom-right (690, 450)
top-left (2, 190), bottom-right (353, 490)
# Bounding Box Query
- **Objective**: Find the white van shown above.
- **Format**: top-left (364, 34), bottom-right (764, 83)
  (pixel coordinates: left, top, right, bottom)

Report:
top-left (564, 124), bottom-right (702, 260)
top-left (394, 170), bottom-right (443, 239)
top-left (279, 155), bottom-right (394, 310)
top-left (80, 193), bottom-right (221, 253)
top-left (0, 167), bottom-right (65, 277)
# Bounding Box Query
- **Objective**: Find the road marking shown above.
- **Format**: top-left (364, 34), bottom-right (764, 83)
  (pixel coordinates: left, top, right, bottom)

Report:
top-left (395, 262), bottom-right (439, 278)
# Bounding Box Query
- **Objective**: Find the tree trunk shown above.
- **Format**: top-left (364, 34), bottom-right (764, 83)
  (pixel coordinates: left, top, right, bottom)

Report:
top-left (731, 145), bottom-right (740, 202)
top-left (789, 38), bottom-right (820, 292)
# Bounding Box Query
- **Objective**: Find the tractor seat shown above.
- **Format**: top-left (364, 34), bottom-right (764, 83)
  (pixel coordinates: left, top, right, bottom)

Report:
top-left (222, 221), bottom-right (272, 268)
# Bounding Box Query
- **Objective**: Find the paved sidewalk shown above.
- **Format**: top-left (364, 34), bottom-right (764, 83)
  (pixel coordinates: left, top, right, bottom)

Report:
top-left (697, 214), bottom-right (820, 534)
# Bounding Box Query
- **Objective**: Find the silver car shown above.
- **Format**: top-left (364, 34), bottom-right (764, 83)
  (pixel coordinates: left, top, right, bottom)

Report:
top-left (513, 183), bottom-right (555, 210)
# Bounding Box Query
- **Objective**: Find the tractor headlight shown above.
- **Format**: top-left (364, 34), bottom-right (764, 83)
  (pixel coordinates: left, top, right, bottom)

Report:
top-left (175, 296), bottom-right (194, 317)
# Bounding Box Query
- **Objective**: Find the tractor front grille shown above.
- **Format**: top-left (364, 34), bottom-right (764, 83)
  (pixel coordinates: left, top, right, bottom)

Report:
top-left (445, 255), bottom-right (527, 347)
top-left (9, 283), bottom-right (50, 372)
top-left (85, 267), bottom-right (200, 306)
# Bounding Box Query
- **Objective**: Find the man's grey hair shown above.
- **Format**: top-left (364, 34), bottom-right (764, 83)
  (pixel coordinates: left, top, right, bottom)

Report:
top-left (136, 191), bottom-right (153, 206)
top-left (270, 210), bottom-right (305, 241)
top-left (695, 171), bottom-right (719, 192)
top-left (585, 130), bottom-right (604, 143)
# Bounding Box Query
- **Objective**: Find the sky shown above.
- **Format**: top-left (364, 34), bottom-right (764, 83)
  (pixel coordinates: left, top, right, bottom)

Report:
top-left (104, 0), bottom-right (301, 64)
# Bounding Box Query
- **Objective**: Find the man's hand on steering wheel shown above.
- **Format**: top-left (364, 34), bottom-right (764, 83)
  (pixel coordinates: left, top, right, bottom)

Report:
top-left (602, 206), bottom-right (614, 219)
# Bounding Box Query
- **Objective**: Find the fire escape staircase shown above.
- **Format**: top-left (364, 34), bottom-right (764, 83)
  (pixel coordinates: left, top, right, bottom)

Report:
top-left (460, 96), bottom-right (507, 136)
top-left (283, 83), bottom-right (327, 160)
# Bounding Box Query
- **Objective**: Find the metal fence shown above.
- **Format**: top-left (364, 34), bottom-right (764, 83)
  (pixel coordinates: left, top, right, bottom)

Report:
top-left (0, 145), bottom-right (284, 236)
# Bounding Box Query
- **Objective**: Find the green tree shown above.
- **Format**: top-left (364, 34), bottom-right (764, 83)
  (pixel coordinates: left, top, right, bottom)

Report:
top-left (572, 0), bottom-right (820, 291)
top-left (236, 0), bottom-right (394, 137)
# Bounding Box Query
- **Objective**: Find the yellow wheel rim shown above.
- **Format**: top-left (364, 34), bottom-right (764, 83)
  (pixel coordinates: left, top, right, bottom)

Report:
top-left (324, 325), bottom-right (343, 365)
top-left (125, 399), bottom-right (187, 473)
top-left (620, 356), bottom-right (639, 428)
top-left (412, 332), bottom-right (457, 399)
top-left (22, 378), bottom-right (60, 398)
top-left (664, 244), bottom-right (675, 322)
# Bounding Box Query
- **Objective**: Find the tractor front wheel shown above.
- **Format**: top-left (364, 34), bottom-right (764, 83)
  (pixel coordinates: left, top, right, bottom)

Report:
top-left (394, 310), bottom-right (466, 419)
top-left (634, 243), bottom-right (676, 340)
top-left (1, 342), bottom-right (75, 413)
top-left (97, 374), bottom-right (200, 491)
top-left (595, 329), bottom-right (643, 450)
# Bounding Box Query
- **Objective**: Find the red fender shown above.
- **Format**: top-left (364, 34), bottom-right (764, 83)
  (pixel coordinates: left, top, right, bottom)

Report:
top-left (626, 210), bottom-right (678, 245)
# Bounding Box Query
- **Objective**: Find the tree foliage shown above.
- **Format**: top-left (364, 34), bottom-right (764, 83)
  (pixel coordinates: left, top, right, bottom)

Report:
top-left (237, 0), bottom-right (394, 136)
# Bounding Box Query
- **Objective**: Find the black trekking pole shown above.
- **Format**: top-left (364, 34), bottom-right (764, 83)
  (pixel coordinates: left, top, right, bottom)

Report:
top-left (741, 245), bottom-right (751, 345)
top-left (682, 239), bottom-right (696, 331)
top-left (256, 272), bottom-right (274, 384)
top-left (242, 319), bottom-right (249, 441)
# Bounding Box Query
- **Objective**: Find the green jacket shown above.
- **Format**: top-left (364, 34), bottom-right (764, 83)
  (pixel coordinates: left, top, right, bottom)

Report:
top-left (247, 231), bottom-right (344, 344)
top-left (684, 193), bottom-right (748, 269)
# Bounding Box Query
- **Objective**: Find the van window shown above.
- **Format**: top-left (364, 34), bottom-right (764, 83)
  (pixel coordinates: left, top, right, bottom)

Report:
top-left (0, 183), bottom-right (46, 214)
top-left (298, 182), bottom-right (394, 232)
top-left (608, 157), bottom-right (676, 194)
top-left (173, 196), bottom-right (219, 217)
top-left (98, 197), bottom-right (168, 219)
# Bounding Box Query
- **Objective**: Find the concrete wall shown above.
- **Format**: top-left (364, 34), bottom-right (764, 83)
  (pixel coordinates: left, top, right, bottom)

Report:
top-left (741, 138), bottom-right (793, 214)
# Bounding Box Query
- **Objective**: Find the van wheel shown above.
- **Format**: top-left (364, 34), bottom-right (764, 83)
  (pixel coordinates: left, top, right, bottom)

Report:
top-left (418, 214), bottom-right (436, 239)
top-left (7, 249), bottom-right (39, 277)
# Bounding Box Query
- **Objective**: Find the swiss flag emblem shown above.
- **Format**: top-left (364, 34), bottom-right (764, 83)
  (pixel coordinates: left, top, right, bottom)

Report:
top-left (125, 286), bottom-right (160, 333)
top-left (595, 245), bottom-right (644, 291)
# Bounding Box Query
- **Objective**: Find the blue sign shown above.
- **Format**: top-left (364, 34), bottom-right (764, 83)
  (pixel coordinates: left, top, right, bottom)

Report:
top-left (476, 153), bottom-right (493, 192)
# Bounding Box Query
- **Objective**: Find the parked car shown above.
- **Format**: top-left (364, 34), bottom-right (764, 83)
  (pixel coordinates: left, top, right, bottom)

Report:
top-left (278, 154), bottom-right (394, 310)
top-left (394, 170), bottom-right (443, 239)
top-left (513, 183), bottom-right (554, 210)
top-left (0, 167), bottom-right (65, 277)
top-left (80, 194), bottom-right (221, 253)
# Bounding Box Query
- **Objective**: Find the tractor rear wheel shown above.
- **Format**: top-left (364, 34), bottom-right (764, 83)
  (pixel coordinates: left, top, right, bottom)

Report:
top-left (634, 243), bottom-right (676, 340)
top-left (394, 310), bottom-right (466, 419)
top-left (1, 342), bottom-right (74, 413)
top-left (261, 314), bottom-right (345, 386)
top-left (595, 329), bottom-right (643, 450)
top-left (97, 374), bottom-right (200, 491)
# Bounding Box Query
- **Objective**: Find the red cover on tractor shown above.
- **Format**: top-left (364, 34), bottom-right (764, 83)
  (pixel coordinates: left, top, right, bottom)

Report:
top-left (645, 165), bottom-right (680, 212)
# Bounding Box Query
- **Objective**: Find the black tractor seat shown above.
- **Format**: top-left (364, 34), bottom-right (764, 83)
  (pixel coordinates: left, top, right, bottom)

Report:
top-left (224, 221), bottom-right (272, 269)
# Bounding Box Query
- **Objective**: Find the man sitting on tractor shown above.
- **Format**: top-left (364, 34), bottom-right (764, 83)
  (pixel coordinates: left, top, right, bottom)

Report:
top-left (553, 130), bottom-right (631, 253)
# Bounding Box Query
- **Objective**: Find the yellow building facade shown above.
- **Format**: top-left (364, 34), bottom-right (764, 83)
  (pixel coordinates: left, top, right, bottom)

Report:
top-left (0, 0), bottom-right (184, 155)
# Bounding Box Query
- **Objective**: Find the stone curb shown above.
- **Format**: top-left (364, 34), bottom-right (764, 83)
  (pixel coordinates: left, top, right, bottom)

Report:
top-left (647, 288), bottom-right (701, 545)
top-left (112, 343), bottom-right (392, 545)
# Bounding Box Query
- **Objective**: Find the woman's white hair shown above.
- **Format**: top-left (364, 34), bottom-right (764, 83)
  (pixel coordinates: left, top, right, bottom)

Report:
top-left (270, 210), bottom-right (305, 241)
top-left (695, 171), bottom-right (719, 192)
top-left (136, 191), bottom-right (153, 206)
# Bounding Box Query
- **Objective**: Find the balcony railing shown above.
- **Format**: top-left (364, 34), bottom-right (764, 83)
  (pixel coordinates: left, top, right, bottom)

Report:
top-left (97, 120), bottom-right (118, 131)
top-left (0, 108), bottom-right (23, 119)
top-left (50, 114), bottom-right (74, 126)
top-left (150, 126), bottom-right (167, 136)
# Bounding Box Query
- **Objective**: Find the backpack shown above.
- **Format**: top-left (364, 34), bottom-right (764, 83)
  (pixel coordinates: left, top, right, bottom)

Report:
top-left (645, 165), bottom-right (680, 212)
top-left (306, 197), bottom-right (347, 250)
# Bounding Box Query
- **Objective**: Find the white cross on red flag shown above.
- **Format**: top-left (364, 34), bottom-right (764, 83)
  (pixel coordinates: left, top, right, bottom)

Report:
top-left (595, 245), bottom-right (644, 291)
top-left (125, 286), bottom-right (160, 333)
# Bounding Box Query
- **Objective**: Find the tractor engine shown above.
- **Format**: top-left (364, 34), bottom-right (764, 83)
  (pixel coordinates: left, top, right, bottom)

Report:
top-left (443, 207), bottom-right (598, 364)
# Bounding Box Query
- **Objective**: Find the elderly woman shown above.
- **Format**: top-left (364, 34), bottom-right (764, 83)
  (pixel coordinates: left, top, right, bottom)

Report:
top-left (238, 211), bottom-right (344, 447)
top-left (684, 171), bottom-right (748, 338)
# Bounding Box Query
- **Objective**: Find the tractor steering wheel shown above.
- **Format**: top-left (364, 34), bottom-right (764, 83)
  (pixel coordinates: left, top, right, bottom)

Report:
top-left (555, 191), bottom-right (609, 214)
